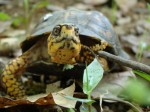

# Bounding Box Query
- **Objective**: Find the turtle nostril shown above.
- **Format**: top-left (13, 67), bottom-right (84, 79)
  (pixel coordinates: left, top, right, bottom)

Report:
top-left (66, 25), bottom-right (72, 30)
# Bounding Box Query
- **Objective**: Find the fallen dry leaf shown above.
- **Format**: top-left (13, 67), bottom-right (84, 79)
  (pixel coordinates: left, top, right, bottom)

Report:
top-left (91, 70), bottom-right (135, 99)
top-left (27, 93), bottom-right (48, 102)
top-left (0, 93), bottom-right (55, 108)
top-left (0, 21), bottom-right (11, 34)
top-left (52, 83), bottom-right (76, 108)
top-left (3, 29), bottom-right (25, 37)
top-left (46, 81), bottom-right (63, 93)
top-left (68, 3), bottom-right (94, 10)
top-left (0, 82), bottom-right (76, 108)
top-left (120, 35), bottom-right (139, 46)
top-left (0, 37), bottom-right (21, 56)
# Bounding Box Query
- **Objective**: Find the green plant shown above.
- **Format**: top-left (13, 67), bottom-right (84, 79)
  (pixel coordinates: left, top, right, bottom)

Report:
top-left (23, 0), bottom-right (49, 34)
top-left (0, 12), bottom-right (24, 28)
top-left (135, 31), bottom-right (149, 61)
top-left (67, 108), bottom-right (76, 112)
top-left (64, 59), bottom-right (104, 112)
top-left (120, 78), bottom-right (150, 105)
top-left (110, 0), bottom-right (117, 24)
top-left (12, 16), bottom-right (24, 28)
top-left (147, 3), bottom-right (150, 22)
top-left (0, 12), bottom-right (11, 21)
top-left (135, 3), bottom-right (150, 61)
top-left (133, 70), bottom-right (150, 81)
top-left (81, 59), bottom-right (103, 112)
top-left (0, 1), bottom-right (49, 32)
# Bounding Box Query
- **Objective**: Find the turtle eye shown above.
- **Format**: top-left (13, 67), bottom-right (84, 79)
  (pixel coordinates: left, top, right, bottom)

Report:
top-left (52, 26), bottom-right (61, 36)
top-left (75, 28), bottom-right (79, 36)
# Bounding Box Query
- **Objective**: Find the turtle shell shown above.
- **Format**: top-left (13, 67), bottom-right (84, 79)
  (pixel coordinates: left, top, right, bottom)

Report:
top-left (21, 9), bottom-right (128, 58)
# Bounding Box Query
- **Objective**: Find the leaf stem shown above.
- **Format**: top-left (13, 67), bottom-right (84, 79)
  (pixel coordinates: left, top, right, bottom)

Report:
top-left (85, 63), bottom-right (89, 94)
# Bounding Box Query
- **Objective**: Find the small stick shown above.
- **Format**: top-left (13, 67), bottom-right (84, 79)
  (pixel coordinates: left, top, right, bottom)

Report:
top-left (98, 51), bottom-right (150, 74)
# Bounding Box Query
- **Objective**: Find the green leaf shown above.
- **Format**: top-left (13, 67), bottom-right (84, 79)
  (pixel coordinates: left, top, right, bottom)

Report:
top-left (83, 59), bottom-right (104, 95)
top-left (147, 3), bottom-right (150, 12)
top-left (0, 12), bottom-right (11, 21)
top-left (120, 78), bottom-right (150, 105)
top-left (12, 17), bottom-right (24, 27)
top-left (32, 1), bottom-right (49, 11)
top-left (133, 70), bottom-right (150, 81)
top-left (145, 45), bottom-right (150, 51)
top-left (110, 0), bottom-right (117, 23)
top-left (67, 108), bottom-right (76, 112)
top-left (80, 103), bottom-right (97, 112)
top-left (64, 95), bottom-right (95, 104)
top-left (23, 0), bottom-right (29, 12)
top-left (147, 4), bottom-right (150, 23)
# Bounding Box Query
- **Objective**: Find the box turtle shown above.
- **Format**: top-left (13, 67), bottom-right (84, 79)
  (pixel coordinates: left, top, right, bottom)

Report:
top-left (0, 9), bottom-right (128, 99)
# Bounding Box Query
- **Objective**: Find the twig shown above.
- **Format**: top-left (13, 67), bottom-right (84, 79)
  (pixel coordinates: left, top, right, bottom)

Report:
top-left (74, 92), bottom-right (142, 112)
top-left (97, 97), bottom-right (142, 112)
top-left (98, 51), bottom-right (150, 74)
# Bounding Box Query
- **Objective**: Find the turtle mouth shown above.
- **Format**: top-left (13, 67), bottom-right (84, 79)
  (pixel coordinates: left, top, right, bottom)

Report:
top-left (58, 38), bottom-right (77, 49)
top-left (53, 36), bottom-right (78, 45)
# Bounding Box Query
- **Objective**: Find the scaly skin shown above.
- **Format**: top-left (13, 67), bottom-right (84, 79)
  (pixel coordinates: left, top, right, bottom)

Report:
top-left (1, 53), bottom-right (29, 99)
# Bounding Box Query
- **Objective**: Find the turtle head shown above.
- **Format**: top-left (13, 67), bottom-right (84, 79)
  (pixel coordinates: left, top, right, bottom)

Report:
top-left (47, 24), bottom-right (81, 64)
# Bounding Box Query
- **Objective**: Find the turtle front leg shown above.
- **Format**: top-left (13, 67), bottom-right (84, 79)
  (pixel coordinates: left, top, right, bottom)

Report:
top-left (76, 41), bottom-right (109, 71)
top-left (1, 52), bottom-right (32, 99)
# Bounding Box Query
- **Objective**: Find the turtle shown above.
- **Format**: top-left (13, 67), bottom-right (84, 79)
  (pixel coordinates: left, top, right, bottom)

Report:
top-left (0, 9), bottom-right (128, 99)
